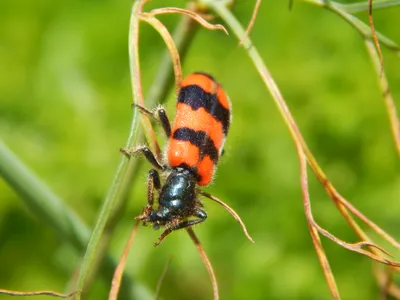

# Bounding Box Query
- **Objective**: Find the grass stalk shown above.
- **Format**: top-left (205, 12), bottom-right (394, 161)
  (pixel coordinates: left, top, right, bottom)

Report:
top-left (74, 1), bottom-right (145, 297)
top-left (0, 141), bottom-right (149, 299)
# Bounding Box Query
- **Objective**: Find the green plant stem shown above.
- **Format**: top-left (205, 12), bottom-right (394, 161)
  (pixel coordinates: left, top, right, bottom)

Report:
top-left (0, 141), bottom-right (149, 299)
top-left (74, 1), bottom-right (144, 298)
top-left (334, 0), bottom-right (400, 13)
top-left (0, 141), bottom-right (88, 252)
top-left (302, 0), bottom-right (400, 53)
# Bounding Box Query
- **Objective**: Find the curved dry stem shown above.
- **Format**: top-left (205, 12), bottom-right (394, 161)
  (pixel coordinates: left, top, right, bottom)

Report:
top-left (336, 193), bottom-right (400, 249)
top-left (198, 190), bottom-right (254, 243)
top-left (186, 227), bottom-right (219, 300)
top-left (139, 14), bottom-right (182, 97)
top-left (0, 289), bottom-right (80, 298)
top-left (239, 0), bottom-right (261, 46)
top-left (219, 0), bottom-right (400, 258)
top-left (314, 170), bottom-right (400, 255)
top-left (108, 220), bottom-right (140, 300)
top-left (308, 224), bottom-right (340, 299)
top-left (364, 38), bottom-right (400, 157)
top-left (310, 219), bottom-right (400, 266)
top-left (130, 1), bottom-right (161, 159)
top-left (297, 148), bottom-right (340, 299)
top-left (302, 176), bottom-right (400, 266)
top-left (206, 1), bottom-right (400, 292)
top-left (155, 256), bottom-right (173, 300)
top-left (368, 0), bottom-right (384, 76)
top-left (147, 7), bottom-right (228, 35)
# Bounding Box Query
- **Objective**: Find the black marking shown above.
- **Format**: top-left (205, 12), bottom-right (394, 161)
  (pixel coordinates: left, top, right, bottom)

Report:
top-left (156, 108), bottom-right (171, 138)
top-left (173, 127), bottom-right (219, 163)
top-left (176, 163), bottom-right (201, 182)
top-left (178, 85), bottom-right (230, 135)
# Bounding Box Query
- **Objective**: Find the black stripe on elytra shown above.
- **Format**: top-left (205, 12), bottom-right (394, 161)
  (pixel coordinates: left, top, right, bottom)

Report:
top-left (178, 85), bottom-right (230, 135)
top-left (173, 127), bottom-right (219, 163)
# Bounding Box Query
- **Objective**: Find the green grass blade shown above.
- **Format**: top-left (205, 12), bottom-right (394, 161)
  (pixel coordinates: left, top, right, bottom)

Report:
top-left (0, 141), bottom-right (151, 300)
top-left (0, 140), bottom-right (88, 249)
top-left (335, 0), bottom-right (400, 14)
top-left (303, 0), bottom-right (400, 53)
top-left (74, 1), bottom-right (144, 297)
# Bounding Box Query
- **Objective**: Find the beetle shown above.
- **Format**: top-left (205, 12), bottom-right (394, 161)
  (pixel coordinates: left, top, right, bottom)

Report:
top-left (122, 72), bottom-right (231, 245)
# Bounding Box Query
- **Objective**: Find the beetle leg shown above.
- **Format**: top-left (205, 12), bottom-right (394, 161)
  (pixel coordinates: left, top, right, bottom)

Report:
top-left (120, 146), bottom-right (165, 170)
top-left (154, 209), bottom-right (208, 246)
top-left (138, 169), bottom-right (161, 223)
top-left (132, 103), bottom-right (171, 138)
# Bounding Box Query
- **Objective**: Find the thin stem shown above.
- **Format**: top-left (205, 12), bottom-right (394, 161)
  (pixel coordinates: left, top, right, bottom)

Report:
top-left (303, 0), bottom-right (400, 53)
top-left (335, 0), bottom-right (400, 14)
top-left (139, 14), bottom-right (183, 96)
top-left (147, 7), bottom-right (228, 35)
top-left (74, 1), bottom-right (145, 298)
top-left (155, 256), bottom-right (173, 300)
top-left (364, 38), bottom-right (400, 157)
top-left (297, 150), bottom-right (340, 299)
top-left (186, 228), bottom-right (219, 300)
top-left (108, 220), bottom-right (140, 300)
top-left (239, 0), bottom-right (261, 46)
top-left (0, 289), bottom-right (80, 298)
top-left (368, 0), bottom-right (384, 76)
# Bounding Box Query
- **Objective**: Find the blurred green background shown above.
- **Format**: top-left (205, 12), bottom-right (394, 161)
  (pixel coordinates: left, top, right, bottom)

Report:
top-left (1, 0), bottom-right (399, 299)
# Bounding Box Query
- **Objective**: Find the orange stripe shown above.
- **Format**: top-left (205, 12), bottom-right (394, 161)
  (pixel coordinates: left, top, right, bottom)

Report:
top-left (168, 140), bottom-right (199, 168)
top-left (216, 86), bottom-right (230, 110)
top-left (172, 103), bottom-right (225, 149)
top-left (197, 156), bottom-right (214, 186)
top-left (181, 73), bottom-right (217, 94)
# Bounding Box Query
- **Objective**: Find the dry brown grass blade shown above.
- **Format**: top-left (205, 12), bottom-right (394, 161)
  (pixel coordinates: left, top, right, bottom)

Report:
top-left (368, 0), bottom-right (384, 76)
top-left (108, 220), bottom-right (140, 300)
top-left (155, 256), bottom-right (173, 300)
top-left (250, 15), bottom-right (400, 271)
top-left (186, 227), bottom-right (219, 300)
top-left (129, 0), bottom-right (161, 159)
top-left (139, 13), bottom-right (182, 97)
top-left (198, 190), bottom-right (254, 243)
top-left (0, 289), bottom-right (80, 298)
top-left (147, 8), bottom-right (228, 35)
top-left (334, 192), bottom-right (400, 249)
top-left (309, 219), bottom-right (399, 266)
top-left (207, 1), bottom-right (400, 297)
top-left (297, 150), bottom-right (340, 299)
top-left (301, 169), bottom-right (400, 266)
top-left (307, 224), bottom-right (340, 299)
top-left (364, 38), bottom-right (400, 157)
top-left (289, 126), bottom-right (400, 254)
top-left (239, 0), bottom-right (261, 46)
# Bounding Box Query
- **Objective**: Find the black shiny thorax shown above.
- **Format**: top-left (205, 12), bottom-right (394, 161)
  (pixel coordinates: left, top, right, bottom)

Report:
top-left (159, 168), bottom-right (197, 212)
top-left (148, 168), bottom-right (198, 224)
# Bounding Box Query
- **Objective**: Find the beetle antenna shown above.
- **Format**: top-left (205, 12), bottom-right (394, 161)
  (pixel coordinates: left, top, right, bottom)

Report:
top-left (198, 190), bottom-right (255, 243)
